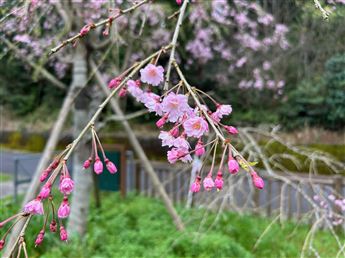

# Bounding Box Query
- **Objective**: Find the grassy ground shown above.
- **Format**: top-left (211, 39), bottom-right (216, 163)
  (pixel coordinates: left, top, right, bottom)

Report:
top-left (0, 172), bottom-right (12, 182)
top-left (0, 193), bottom-right (342, 258)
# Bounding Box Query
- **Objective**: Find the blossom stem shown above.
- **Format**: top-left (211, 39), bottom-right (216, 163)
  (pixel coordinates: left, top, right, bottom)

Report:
top-left (217, 144), bottom-right (228, 171)
top-left (209, 139), bottom-right (219, 177)
top-left (49, 0), bottom-right (150, 55)
top-left (164, 0), bottom-right (189, 90)
top-left (194, 88), bottom-right (218, 106)
top-left (93, 129), bottom-right (107, 159)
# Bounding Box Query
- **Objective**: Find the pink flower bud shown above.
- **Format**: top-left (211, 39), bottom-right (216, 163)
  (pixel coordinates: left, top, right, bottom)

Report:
top-left (156, 116), bottom-right (167, 128)
top-left (170, 126), bottom-right (179, 137)
top-left (119, 87), bottom-right (127, 97)
top-left (0, 239), bottom-right (5, 250)
top-left (60, 226), bottom-right (68, 241)
top-left (50, 220), bottom-right (57, 232)
top-left (40, 168), bottom-right (51, 182)
top-left (228, 159), bottom-right (239, 174)
top-left (50, 159), bottom-right (59, 169)
top-left (59, 177), bottom-right (74, 195)
top-left (176, 0), bottom-right (182, 5)
top-left (214, 171), bottom-right (223, 191)
top-left (135, 80), bottom-right (141, 87)
top-left (108, 77), bottom-right (122, 89)
top-left (35, 230), bottom-right (45, 246)
top-left (79, 24), bottom-right (93, 36)
top-left (190, 176), bottom-right (201, 193)
top-left (203, 176), bottom-right (215, 191)
top-left (83, 158), bottom-right (92, 169)
top-left (105, 159), bottom-right (117, 174)
top-left (224, 126), bottom-right (238, 135)
top-left (39, 183), bottom-right (51, 199)
top-left (94, 158), bottom-right (103, 174)
top-left (251, 171), bottom-right (264, 189)
top-left (23, 198), bottom-right (44, 215)
top-left (195, 140), bottom-right (205, 156)
top-left (58, 198), bottom-right (70, 219)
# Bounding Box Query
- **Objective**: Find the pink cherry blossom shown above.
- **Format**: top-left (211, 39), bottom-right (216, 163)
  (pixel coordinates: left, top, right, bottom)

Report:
top-left (156, 115), bottom-right (168, 128)
top-left (212, 104), bottom-right (232, 122)
top-left (83, 158), bottom-right (92, 169)
top-left (60, 226), bottom-right (68, 241)
top-left (159, 131), bottom-right (175, 147)
top-left (224, 125), bottom-right (239, 135)
top-left (24, 198), bottom-right (44, 215)
top-left (58, 199), bottom-right (70, 219)
top-left (214, 171), bottom-right (223, 190)
top-left (142, 92), bottom-right (163, 115)
top-left (94, 158), bottom-right (103, 174)
top-left (140, 64), bottom-right (164, 86)
top-left (59, 177), bottom-right (74, 195)
top-left (118, 87), bottom-right (127, 97)
top-left (108, 76), bottom-right (122, 89)
top-left (195, 140), bottom-right (205, 156)
top-left (50, 220), bottom-right (57, 232)
top-left (170, 126), bottom-right (180, 137)
top-left (190, 176), bottom-right (201, 193)
top-left (251, 171), bottom-right (264, 189)
top-left (203, 176), bottom-right (215, 191)
top-left (228, 159), bottom-right (239, 174)
top-left (162, 93), bottom-right (190, 122)
top-left (173, 136), bottom-right (190, 149)
top-left (167, 148), bottom-right (192, 164)
top-left (39, 183), bottom-right (51, 199)
top-left (183, 116), bottom-right (209, 138)
top-left (127, 79), bottom-right (143, 102)
top-left (105, 159), bottom-right (117, 174)
top-left (35, 230), bottom-right (45, 246)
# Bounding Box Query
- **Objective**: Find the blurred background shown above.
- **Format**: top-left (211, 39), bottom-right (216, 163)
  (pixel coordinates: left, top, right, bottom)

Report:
top-left (0, 0), bottom-right (344, 257)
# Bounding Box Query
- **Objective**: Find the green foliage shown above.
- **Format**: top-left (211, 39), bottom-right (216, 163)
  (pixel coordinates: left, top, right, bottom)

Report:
top-left (0, 194), bottom-right (342, 258)
top-left (280, 54), bottom-right (345, 130)
top-left (324, 54), bottom-right (345, 129)
top-left (0, 173), bottom-right (12, 182)
top-left (25, 134), bottom-right (45, 152)
top-left (0, 56), bottom-right (65, 117)
top-left (7, 132), bottom-right (23, 149)
top-left (279, 79), bottom-right (326, 129)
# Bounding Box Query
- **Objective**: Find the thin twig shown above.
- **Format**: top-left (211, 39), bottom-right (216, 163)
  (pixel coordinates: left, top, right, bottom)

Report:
top-left (164, 0), bottom-right (189, 90)
top-left (313, 0), bottom-right (330, 20)
top-left (49, 0), bottom-right (149, 55)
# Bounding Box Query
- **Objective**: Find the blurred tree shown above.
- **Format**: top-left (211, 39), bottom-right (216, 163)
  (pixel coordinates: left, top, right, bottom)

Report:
top-left (324, 54), bottom-right (345, 129)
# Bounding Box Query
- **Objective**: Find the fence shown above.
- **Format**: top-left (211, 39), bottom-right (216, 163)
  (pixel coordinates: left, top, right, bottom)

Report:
top-left (126, 160), bottom-right (345, 223)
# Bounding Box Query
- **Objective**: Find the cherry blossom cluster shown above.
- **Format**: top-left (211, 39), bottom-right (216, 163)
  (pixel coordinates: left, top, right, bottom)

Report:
top-left (313, 194), bottom-right (345, 226)
top-left (107, 62), bottom-right (265, 193)
top-left (0, 128), bottom-right (117, 250)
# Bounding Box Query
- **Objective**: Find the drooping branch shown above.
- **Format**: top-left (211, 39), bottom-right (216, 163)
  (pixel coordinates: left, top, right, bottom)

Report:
top-left (90, 60), bottom-right (185, 231)
top-left (49, 0), bottom-right (149, 56)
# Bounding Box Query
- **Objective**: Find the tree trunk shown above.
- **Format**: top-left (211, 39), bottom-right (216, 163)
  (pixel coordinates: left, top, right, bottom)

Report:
top-left (91, 61), bottom-right (185, 231)
top-left (67, 44), bottom-right (93, 236)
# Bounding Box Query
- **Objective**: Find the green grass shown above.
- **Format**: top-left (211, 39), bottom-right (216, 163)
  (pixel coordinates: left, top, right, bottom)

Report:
top-left (0, 173), bottom-right (12, 182)
top-left (0, 193), bottom-right (342, 258)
